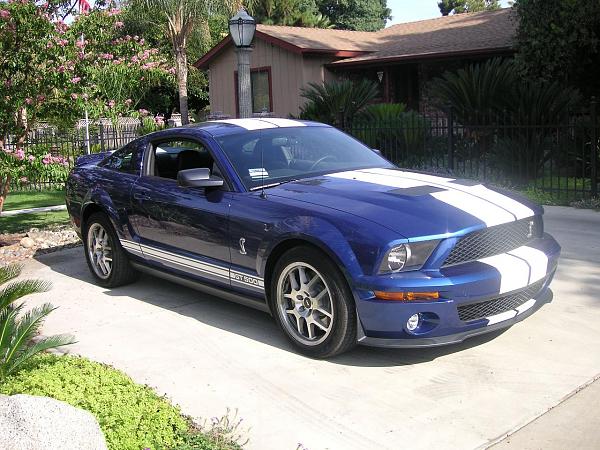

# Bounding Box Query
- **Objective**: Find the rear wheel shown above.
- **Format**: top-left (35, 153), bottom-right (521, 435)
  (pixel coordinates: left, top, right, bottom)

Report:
top-left (84, 212), bottom-right (138, 288)
top-left (270, 246), bottom-right (356, 358)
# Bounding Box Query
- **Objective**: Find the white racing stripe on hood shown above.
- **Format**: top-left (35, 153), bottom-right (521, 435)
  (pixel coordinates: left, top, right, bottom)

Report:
top-left (479, 245), bottom-right (549, 294)
top-left (365, 168), bottom-right (535, 220)
top-left (327, 170), bottom-right (427, 189)
top-left (328, 169), bottom-right (516, 226)
top-left (430, 189), bottom-right (515, 227)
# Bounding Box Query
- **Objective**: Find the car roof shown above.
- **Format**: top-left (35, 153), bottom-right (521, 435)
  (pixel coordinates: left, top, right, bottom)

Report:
top-left (183, 118), bottom-right (331, 138)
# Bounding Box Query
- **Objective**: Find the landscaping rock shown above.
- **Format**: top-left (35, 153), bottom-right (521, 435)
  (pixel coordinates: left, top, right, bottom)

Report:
top-left (19, 237), bottom-right (35, 248)
top-left (0, 227), bottom-right (81, 267)
top-left (0, 394), bottom-right (107, 450)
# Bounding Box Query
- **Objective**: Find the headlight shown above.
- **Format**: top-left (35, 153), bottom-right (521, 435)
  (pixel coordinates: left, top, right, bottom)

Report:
top-left (379, 240), bottom-right (440, 274)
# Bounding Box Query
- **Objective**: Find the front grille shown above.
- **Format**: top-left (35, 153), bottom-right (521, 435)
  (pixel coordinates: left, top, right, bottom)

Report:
top-left (457, 279), bottom-right (545, 322)
top-left (443, 218), bottom-right (539, 267)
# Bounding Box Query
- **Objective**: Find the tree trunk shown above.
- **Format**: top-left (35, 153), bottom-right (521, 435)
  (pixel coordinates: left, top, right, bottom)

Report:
top-left (176, 49), bottom-right (189, 126)
top-left (0, 175), bottom-right (10, 215)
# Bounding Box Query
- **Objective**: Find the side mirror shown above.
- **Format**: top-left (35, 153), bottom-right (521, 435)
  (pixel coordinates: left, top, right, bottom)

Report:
top-left (372, 148), bottom-right (382, 156)
top-left (177, 168), bottom-right (224, 188)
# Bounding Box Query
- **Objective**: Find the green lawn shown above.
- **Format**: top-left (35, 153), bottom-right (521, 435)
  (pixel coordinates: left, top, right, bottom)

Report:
top-left (0, 210), bottom-right (70, 234)
top-left (3, 189), bottom-right (65, 211)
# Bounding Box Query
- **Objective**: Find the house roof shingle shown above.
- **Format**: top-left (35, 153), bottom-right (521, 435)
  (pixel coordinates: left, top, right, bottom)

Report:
top-left (334, 8), bottom-right (516, 65)
top-left (194, 8), bottom-right (516, 69)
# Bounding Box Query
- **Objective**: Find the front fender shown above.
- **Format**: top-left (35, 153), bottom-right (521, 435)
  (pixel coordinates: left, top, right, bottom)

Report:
top-left (258, 213), bottom-right (398, 287)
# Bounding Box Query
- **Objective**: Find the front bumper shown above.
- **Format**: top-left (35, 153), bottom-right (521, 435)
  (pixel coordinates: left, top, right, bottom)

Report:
top-left (353, 233), bottom-right (560, 348)
top-left (357, 285), bottom-right (553, 348)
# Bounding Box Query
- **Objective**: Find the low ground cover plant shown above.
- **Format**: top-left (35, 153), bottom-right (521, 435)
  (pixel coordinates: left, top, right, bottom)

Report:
top-left (0, 354), bottom-right (244, 450)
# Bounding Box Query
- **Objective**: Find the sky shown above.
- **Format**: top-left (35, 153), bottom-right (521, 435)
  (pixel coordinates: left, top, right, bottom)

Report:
top-left (387, 0), bottom-right (512, 25)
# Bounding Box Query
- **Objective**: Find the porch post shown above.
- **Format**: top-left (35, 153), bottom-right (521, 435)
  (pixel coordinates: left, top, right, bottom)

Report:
top-left (236, 47), bottom-right (253, 119)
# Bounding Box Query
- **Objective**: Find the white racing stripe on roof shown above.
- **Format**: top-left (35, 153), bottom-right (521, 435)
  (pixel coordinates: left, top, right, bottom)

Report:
top-left (326, 170), bottom-right (427, 189)
top-left (259, 118), bottom-right (307, 128)
top-left (211, 118), bottom-right (306, 130)
top-left (431, 189), bottom-right (515, 227)
top-left (211, 119), bottom-right (278, 130)
top-left (366, 168), bottom-right (534, 220)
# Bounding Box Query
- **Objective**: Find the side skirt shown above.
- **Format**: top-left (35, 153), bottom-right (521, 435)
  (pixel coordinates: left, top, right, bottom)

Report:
top-left (130, 261), bottom-right (271, 314)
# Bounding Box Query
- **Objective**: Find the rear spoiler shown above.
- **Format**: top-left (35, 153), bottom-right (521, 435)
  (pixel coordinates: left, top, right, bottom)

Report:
top-left (75, 151), bottom-right (112, 167)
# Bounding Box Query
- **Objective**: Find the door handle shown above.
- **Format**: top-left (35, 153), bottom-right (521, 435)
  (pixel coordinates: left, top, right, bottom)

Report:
top-left (133, 192), bottom-right (151, 201)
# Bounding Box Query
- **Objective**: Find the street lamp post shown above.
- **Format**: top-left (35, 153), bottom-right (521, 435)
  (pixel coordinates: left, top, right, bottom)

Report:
top-left (229, 9), bottom-right (256, 119)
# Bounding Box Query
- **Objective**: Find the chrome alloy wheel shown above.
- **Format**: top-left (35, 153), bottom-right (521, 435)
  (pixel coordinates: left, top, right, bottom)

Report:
top-left (87, 223), bottom-right (113, 279)
top-left (276, 262), bottom-right (334, 346)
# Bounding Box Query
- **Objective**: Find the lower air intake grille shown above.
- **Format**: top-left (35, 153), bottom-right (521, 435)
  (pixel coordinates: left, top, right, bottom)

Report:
top-left (457, 279), bottom-right (545, 322)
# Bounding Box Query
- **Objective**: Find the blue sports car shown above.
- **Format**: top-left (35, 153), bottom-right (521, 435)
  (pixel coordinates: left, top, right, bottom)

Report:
top-left (66, 118), bottom-right (560, 357)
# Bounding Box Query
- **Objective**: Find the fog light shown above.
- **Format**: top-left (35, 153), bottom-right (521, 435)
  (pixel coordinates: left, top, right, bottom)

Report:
top-left (406, 313), bottom-right (420, 331)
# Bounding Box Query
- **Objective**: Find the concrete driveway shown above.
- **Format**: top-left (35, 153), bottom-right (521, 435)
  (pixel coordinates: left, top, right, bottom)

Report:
top-left (18, 206), bottom-right (600, 450)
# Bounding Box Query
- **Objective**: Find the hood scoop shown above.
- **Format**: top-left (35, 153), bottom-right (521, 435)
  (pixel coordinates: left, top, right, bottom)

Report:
top-left (386, 185), bottom-right (447, 197)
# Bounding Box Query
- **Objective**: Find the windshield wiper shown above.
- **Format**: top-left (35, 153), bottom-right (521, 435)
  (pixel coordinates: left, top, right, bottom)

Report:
top-left (249, 179), bottom-right (298, 191)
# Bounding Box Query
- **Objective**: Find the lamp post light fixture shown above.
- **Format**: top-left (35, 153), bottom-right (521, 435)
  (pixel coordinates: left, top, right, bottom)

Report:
top-left (229, 9), bottom-right (256, 119)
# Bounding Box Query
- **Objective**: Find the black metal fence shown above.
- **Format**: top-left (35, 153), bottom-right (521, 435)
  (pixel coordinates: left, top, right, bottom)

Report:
top-left (5, 123), bottom-right (142, 191)
top-left (347, 100), bottom-right (599, 202)
top-left (5, 101), bottom-right (599, 201)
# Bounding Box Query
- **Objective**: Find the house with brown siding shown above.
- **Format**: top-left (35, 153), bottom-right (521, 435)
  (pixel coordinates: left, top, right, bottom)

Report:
top-left (194, 8), bottom-right (516, 118)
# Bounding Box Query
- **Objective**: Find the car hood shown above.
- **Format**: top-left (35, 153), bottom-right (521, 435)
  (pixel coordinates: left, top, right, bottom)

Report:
top-left (268, 167), bottom-right (541, 239)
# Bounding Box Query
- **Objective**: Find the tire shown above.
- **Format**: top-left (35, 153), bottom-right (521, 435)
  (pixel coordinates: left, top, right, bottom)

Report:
top-left (83, 212), bottom-right (139, 288)
top-left (269, 246), bottom-right (357, 358)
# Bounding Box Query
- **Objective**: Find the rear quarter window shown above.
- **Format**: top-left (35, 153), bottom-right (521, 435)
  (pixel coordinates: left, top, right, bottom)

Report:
top-left (99, 143), bottom-right (139, 174)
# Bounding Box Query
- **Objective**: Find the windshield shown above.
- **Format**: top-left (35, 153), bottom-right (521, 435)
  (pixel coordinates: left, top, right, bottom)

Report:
top-left (216, 126), bottom-right (392, 190)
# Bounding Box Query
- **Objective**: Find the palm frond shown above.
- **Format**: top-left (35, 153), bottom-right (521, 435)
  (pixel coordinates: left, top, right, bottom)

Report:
top-left (0, 306), bottom-right (20, 355)
top-left (3, 334), bottom-right (76, 378)
top-left (0, 280), bottom-right (51, 311)
top-left (3, 303), bottom-right (57, 365)
top-left (300, 79), bottom-right (379, 127)
top-left (0, 264), bottom-right (22, 286)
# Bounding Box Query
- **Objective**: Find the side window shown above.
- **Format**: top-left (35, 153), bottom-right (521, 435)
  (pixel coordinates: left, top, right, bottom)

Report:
top-left (152, 139), bottom-right (215, 180)
top-left (100, 143), bottom-right (137, 173)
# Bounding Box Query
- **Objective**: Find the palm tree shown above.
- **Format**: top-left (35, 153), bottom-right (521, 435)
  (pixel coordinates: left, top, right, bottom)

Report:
top-left (0, 264), bottom-right (75, 381)
top-left (133, 0), bottom-right (240, 125)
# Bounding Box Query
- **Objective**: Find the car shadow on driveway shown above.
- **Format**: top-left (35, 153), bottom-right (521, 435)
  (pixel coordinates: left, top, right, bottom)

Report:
top-left (36, 248), bottom-right (509, 368)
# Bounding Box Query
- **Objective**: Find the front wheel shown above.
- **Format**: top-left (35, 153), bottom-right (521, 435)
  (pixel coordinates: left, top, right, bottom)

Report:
top-left (269, 246), bottom-right (357, 358)
top-left (83, 212), bottom-right (138, 288)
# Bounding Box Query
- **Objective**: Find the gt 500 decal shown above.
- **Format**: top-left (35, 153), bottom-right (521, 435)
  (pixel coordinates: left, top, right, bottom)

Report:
top-left (230, 272), bottom-right (264, 288)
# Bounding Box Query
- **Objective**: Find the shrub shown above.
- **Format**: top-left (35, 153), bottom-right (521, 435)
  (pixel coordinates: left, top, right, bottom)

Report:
top-left (352, 105), bottom-right (428, 165)
top-left (358, 102), bottom-right (407, 122)
top-left (570, 197), bottom-right (600, 209)
top-left (299, 79), bottom-right (379, 128)
top-left (0, 354), bottom-right (189, 450)
top-left (0, 264), bottom-right (74, 381)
